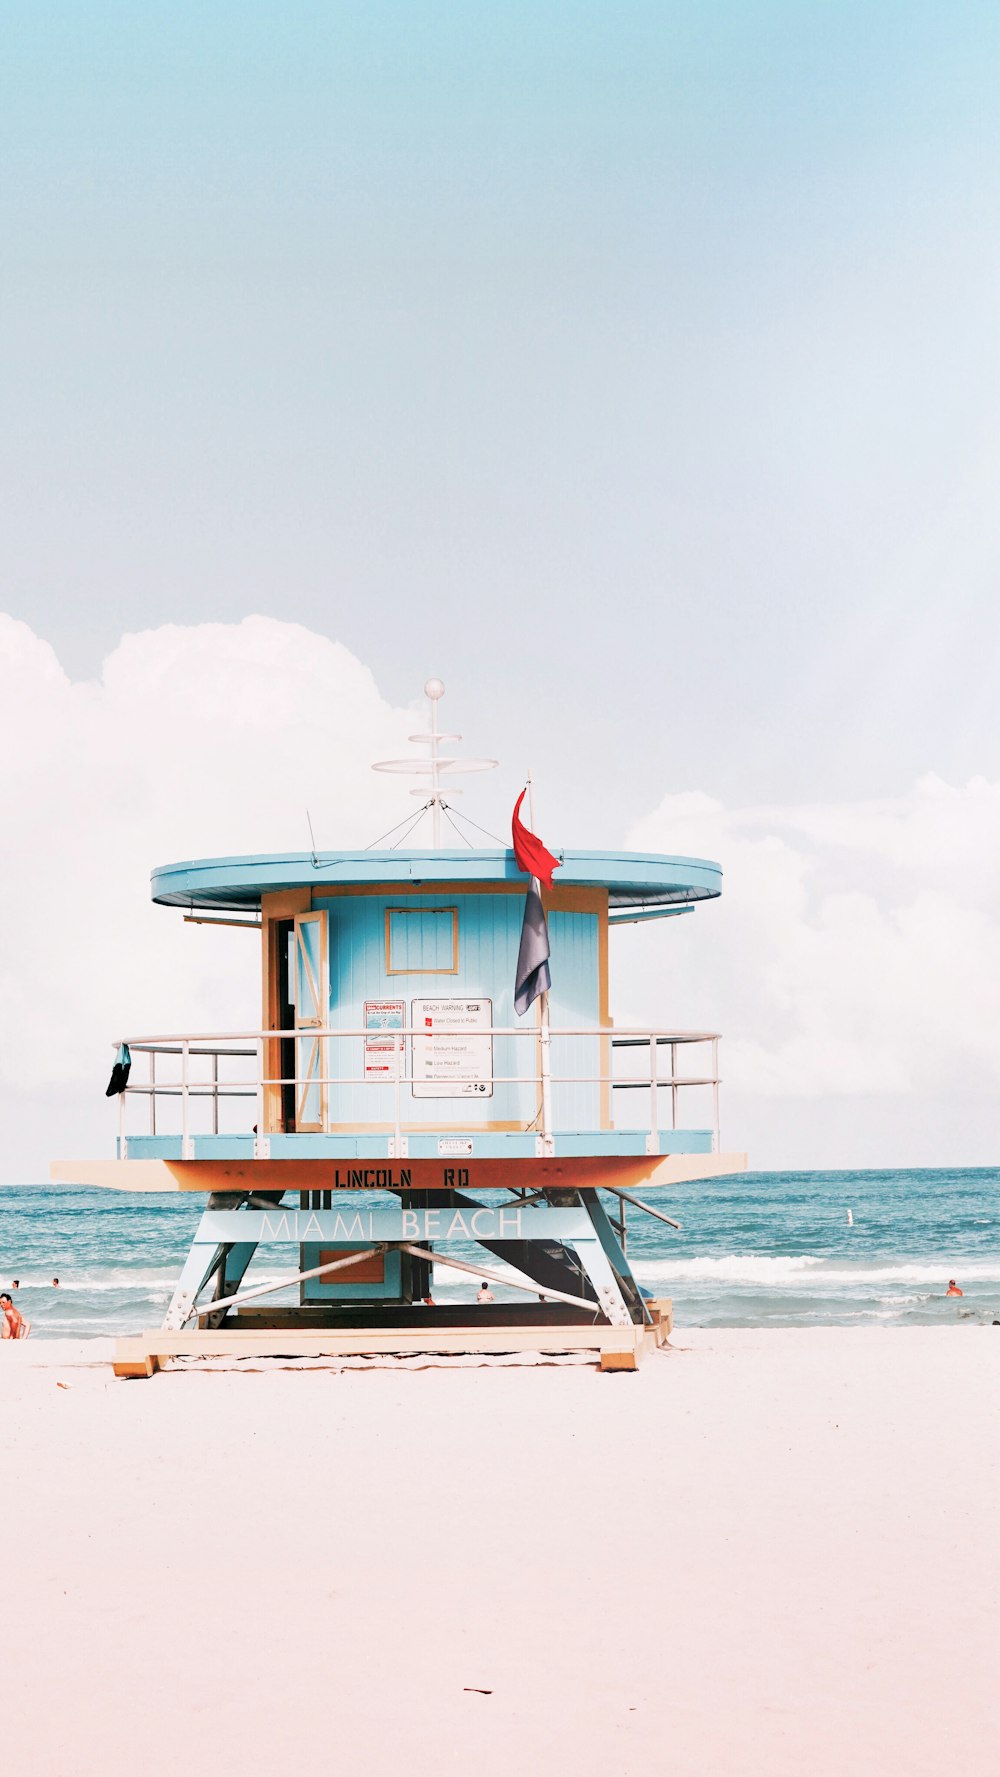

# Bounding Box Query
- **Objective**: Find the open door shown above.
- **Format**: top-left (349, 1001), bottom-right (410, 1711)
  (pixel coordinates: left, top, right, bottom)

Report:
top-left (293, 911), bottom-right (329, 1132)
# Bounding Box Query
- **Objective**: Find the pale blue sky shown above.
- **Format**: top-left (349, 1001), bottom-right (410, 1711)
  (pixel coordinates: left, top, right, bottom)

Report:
top-left (3, 2), bottom-right (1000, 837)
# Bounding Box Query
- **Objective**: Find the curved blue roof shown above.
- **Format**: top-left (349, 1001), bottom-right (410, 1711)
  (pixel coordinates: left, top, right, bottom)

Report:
top-left (151, 848), bottom-right (722, 911)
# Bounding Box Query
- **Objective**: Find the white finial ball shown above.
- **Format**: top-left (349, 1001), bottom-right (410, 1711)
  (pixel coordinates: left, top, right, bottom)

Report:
top-left (424, 677), bottom-right (445, 700)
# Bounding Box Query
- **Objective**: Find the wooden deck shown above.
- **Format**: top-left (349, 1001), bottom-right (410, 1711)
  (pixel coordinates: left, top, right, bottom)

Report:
top-left (113, 1299), bottom-right (673, 1378)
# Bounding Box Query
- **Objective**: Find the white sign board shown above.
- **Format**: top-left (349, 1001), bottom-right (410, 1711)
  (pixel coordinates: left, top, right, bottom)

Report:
top-left (411, 998), bottom-right (493, 1099)
top-left (364, 999), bottom-right (405, 1081)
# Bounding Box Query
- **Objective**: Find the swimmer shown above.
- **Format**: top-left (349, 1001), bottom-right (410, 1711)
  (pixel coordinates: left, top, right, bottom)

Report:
top-left (52, 1277), bottom-right (59, 1287)
top-left (946, 1279), bottom-right (964, 1297)
top-left (0, 1292), bottom-right (29, 1339)
top-left (476, 1282), bottom-right (495, 1303)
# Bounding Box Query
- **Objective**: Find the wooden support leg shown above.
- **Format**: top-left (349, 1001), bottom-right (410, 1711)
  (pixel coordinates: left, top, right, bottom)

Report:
top-left (600, 1349), bottom-right (638, 1373)
top-left (113, 1339), bottom-right (159, 1379)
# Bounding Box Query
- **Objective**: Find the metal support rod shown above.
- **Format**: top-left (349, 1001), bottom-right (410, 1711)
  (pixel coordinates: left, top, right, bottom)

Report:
top-left (255, 1036), bottom-right (265, 1148)
top-left (393, 1029), bottom-right (402, 1156)
top-left (712, 1036), bottom-right (720, 1152)
top-left (122, 1024), bottom-right (721, 1042)
top-left (398, 1244), bottom-right (599, 1314)
top-left (601, 1185), bottom-right (682, 1230)
top-left (430, 681), bottom-right (441, 846)
top-left (212, 1050), bottom-right (219, 1136)
top-left (671, 1040), bottom-right (678, 1131)
top-left (539, 996), bottom-right (554, 1149)
top-left (181, 1040), bottom-right (190, 1156)
top-left (649, 1033), bottom-right (658, 1143)
top-left (183, 914), bottom-right (262, 930)
top-left (189, 1246), bottom-right (386, 1323)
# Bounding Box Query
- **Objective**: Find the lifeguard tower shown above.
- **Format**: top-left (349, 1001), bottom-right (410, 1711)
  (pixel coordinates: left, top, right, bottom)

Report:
top-left (55, 681), bottom-right (745, 1375)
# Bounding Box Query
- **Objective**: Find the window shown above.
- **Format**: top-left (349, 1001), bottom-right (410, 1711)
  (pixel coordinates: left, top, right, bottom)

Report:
top-left (385, 907), bottom-right (458, 975)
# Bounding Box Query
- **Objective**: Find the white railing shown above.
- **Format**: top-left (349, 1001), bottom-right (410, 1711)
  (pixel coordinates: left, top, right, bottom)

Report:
top-left (114, 1025), bottom-right (722, 1155)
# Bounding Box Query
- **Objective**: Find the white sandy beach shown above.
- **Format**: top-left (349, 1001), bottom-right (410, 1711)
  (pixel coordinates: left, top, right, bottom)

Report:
top-left (1, 1327), bottom-right (998, 1777)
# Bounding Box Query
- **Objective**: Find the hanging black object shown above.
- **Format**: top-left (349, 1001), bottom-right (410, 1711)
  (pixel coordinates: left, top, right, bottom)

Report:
top-left (105, 1043), bottom-right (132, 1097)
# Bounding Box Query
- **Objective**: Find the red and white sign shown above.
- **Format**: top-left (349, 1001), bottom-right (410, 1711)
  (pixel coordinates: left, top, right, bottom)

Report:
top-left (364, 1000), bottom-right (405, 1081)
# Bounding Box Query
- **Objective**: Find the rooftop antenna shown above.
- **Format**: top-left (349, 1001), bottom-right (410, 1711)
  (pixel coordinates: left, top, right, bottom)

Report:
top-left (305, 808), bottom-right (319, 867)
top-left (372, 679), bottom-right (498, 847)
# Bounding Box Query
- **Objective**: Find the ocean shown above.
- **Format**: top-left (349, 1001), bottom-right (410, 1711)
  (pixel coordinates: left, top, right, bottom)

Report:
top-left (2, 1169), bottom-right (997, 1336)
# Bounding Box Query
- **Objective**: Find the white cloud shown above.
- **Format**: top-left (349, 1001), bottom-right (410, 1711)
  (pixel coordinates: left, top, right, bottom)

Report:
top-left (620, 776), bottom-right (1000, 1106)
top-left (0, 616), bottom-right (414, 1163)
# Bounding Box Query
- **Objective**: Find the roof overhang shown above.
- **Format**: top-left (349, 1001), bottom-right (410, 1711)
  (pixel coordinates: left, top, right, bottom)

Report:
top-left (151, 848), bottom-right (722, 913)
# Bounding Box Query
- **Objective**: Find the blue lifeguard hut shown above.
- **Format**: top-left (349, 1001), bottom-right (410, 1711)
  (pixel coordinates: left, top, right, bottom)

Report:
top-left (56, 681), bottom-right (745, 1374)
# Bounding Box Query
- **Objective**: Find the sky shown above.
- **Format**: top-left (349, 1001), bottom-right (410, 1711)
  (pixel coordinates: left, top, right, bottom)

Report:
top-left (2, 3), bottom-right (999, 1175)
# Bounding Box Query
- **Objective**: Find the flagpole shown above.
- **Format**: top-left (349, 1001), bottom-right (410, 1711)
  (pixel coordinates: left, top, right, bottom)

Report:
top-left (526, 768), bottom-right (554, 1155)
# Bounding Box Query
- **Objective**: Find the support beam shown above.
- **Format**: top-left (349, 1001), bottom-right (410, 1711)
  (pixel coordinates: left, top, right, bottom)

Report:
top-left (397, 1244), bottom-right (599, 1315)
top-left (602, 1185), bottom-right (682, 1230)
top-left (197, 1188), bottom-right (288, 1330)
top-left (403, 1188), bottom-right (599, 1306)
top-left (190, 1247), bottom-right (385, 1324)
top-left (580, 1189), bottom-right (649, 1324)
top-left (163, 1191), bottom-right (238, 1330)
top-left (564, 1222), bottom-right (634, 1329)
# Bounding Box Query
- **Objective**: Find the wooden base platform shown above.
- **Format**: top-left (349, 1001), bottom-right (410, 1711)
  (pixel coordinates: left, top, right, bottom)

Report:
top-left (113, 1301), bottom-right (672, 1378)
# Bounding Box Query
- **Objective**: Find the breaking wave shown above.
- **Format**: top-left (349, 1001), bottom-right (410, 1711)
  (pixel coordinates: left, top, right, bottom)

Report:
top-left (631, 1255), bottom-right (1000, 1287)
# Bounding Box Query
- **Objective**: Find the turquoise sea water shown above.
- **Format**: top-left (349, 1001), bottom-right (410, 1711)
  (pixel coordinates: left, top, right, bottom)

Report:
top-left (1, 1170), bottom-right (998, 1336)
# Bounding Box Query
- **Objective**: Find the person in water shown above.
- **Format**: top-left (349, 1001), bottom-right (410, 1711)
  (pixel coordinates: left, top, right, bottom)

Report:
top-left (477, 1282), bottom-right (495, 1303)
top-left (0, 1293), bottom-right (29, 1339)
top-left (946, 1279), bottom-right (964, 1297)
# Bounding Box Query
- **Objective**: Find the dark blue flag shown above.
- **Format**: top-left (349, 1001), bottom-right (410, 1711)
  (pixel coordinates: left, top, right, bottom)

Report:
top-left (514, 876), bottom-right (551, 1015)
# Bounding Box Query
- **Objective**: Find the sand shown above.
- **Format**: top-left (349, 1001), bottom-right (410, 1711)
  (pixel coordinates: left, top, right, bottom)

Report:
top-left (1, 1327), bottom-right (998, 1776)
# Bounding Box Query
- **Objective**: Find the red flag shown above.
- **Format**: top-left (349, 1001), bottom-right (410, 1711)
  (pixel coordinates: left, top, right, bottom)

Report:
top-left (512, 789), bottom-right (561, 891)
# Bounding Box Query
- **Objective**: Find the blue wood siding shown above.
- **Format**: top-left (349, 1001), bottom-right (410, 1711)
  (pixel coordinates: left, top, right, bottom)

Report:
top-left (547, 911), bottom-right (601, 1131)
top-left (313, 892), bottom-right (602, 1132)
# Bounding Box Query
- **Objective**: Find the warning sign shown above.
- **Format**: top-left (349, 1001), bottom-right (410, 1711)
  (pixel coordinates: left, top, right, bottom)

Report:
top-left (411, 998), bottom-right (494, 1099)
top-left (364, 1000), bottom-right (405, 1081)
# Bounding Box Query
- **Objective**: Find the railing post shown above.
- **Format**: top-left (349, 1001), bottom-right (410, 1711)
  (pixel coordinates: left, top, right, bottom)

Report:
top-left (712, 1036), bottom-right (720, 1152)
top-left (181, 1040), bottom-right (192, 1160)
top-left (150, 1048), bottom-right (156, 1136)
top-left (670, 1040), bottom-right (678, 1130)
top-left (538, 997), bottom-right (554, 1155)
top-left (647, 1034), bottom-right (658, 1154)
top-left (254, 1036), bottom-right (268, 1158)
top-left (212, 1049), bottom-right (219, 1136)
top-left (392, 1030), bottom-right (403, 1159)
top-left (119, 1063), bottom-right (127, 1159)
